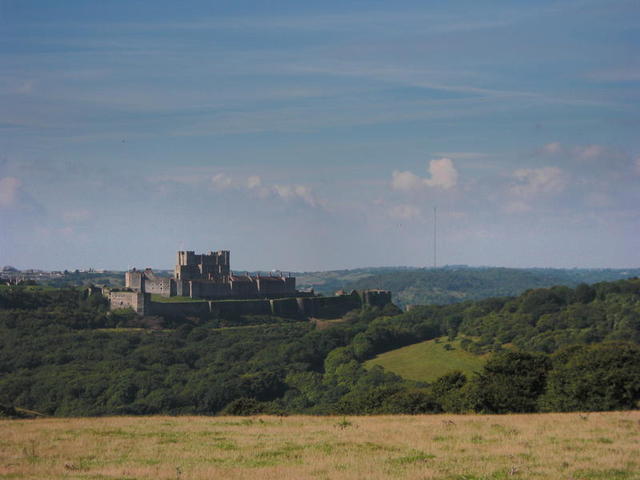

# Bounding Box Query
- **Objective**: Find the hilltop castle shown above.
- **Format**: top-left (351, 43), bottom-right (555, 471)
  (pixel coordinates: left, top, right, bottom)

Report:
top-left (108, 248), bottom-right (392, 318)
top-left (125, 250), bottom-right (297, 300)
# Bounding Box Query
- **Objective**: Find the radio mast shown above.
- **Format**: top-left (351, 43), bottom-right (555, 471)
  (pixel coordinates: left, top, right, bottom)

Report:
top-left (433, 206), bottom-right (437, 268)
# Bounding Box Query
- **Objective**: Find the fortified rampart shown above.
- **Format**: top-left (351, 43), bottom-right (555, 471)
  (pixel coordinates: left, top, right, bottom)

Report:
top-left (111, 248), bottom-right (392, 319)
top-left (357, 289), bottom-right (392, 308)
top-left (109, 289), bottom-right (387, 319)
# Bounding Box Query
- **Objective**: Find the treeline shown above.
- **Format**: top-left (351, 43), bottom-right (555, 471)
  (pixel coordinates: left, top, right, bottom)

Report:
top-left (0, 280), bottom-right (639, 416)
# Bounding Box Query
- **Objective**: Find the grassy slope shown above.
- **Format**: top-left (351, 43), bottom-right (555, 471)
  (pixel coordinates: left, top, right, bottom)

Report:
top-left (365, 337), bottom-right (487, 382)
top-left (1, 412), bottom-right (638, 480)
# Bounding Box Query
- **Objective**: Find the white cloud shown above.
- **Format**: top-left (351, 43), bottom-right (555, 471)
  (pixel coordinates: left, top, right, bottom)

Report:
top-left (541, 142), bottom-right (563, 155)
top-left (391, 158), bottom-right (458, 191)
top-left (273, 185), bottom-right (294, 199)
top-left (247, 175), bottom-right (262, 189)
top-left (293, 185), bottom-right (316, 207)
top-left (425, 158), bottom-right (458, 189)
top-left (572, 144), bottom-right (606, 160)
top-left (147, 174), bottom-right (204, 185)
top-left (212, 171), bottom-right (321, 207)
top-left (510, 167), bottom-right (565, 197)
top-left (0, 177), bottom-right (21, 207)
top-left (273, 184), bottom-right (318, 207)
top-left (391, 170), bottom-right (424, 191)
top-left (157, 170), bottom-right (321, 208)
top-left (539, 142), bottom-right (628, 165)
top-left (211, 173), bottom-right (233, 190)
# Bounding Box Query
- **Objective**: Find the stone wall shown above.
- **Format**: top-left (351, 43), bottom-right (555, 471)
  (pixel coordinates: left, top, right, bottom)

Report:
top-left (310, 293), bottom-right (362, 318)
top-left (124, 271), bottom-right (143, 290)
top-left (359, 289), bottom-right (393, 308)
top-left (142, 277), bottom-right (174, 297)
top-left (189, 280), bottom-right (231, 299)
top-left (128, 270), bottom-right (298, 300)
top-left (110, 289), bottom-right (392, 320)
top-left (210, 299), bottom-right (272, 317)
top-left (109, 291), bottom-right (149, 315)
top-left (270, 297), bottom-right (301, 317)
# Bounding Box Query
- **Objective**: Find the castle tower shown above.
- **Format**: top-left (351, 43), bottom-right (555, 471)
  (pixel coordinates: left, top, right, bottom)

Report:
top-left (175, 250), bottom-right (230, 281)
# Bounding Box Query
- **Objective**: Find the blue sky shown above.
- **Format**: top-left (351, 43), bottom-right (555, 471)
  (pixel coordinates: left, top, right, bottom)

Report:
top-left (1, 0), bottom-right (639, 271)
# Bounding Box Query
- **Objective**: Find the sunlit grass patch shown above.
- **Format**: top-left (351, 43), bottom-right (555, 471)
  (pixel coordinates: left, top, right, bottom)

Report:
top-left (364, 336), bottom-right (487, 382)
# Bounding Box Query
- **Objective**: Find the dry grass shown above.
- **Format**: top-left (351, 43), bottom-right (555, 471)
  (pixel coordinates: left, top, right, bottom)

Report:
top-left (1, 412), bottom-right (639, 479)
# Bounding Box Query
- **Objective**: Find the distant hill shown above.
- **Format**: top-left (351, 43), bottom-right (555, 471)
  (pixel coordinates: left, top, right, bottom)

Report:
top-left (31, 266), bottom-right (640, 307)
top-left (297, 266), bottom-right (640, 307)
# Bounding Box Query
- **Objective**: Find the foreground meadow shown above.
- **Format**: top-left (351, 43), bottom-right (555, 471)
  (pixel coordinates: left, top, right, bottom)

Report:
top-left (1, 412), bottom-right (639, 480)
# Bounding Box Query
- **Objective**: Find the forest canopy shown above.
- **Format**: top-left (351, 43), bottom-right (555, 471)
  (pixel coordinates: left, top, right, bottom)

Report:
top-left (1, 278), bottom-right (639, 417)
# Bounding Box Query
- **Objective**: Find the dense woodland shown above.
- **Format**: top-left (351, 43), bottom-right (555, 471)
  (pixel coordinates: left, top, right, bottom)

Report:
top-left (1, 278), bottom-right (639, 417)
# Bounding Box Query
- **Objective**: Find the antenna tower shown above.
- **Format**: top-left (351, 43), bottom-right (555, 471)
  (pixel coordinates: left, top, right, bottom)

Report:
top-left (433, 206), bottom-right (437, 269)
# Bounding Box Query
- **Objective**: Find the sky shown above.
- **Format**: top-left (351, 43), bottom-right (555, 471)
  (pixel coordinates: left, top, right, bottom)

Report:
top-left (0, 0), bottom-right (639, 271)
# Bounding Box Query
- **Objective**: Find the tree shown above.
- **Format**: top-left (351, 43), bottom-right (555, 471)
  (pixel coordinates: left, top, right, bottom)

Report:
top-left (471, 351), bottom-right (551, 413)
top-left (540, 343), bottom-right (640, 412)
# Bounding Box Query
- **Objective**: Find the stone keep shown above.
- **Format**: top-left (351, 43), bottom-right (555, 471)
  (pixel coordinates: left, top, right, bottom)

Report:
top-left (175, 250), bottom-right (230, 281)
top-left (124, 249), bottom-right (297, 300)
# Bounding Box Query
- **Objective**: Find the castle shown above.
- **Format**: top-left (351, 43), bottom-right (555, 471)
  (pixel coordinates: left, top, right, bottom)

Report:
top-left (108, 249), bottom-right (392, 318)
top-left (125, 250), bottom-right (297, 300)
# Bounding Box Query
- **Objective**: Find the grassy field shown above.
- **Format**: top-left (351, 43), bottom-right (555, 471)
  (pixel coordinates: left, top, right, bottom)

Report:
top-left (1, 412), bottom-right (638, 479)
top-left (364, 337), bottom-right (488, 382)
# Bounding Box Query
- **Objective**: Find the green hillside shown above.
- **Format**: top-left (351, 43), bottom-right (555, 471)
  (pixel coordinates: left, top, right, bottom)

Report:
top-left (365, 337), bottom-right (487, 383)
top-left (2, 279), bottom-right (640, 416)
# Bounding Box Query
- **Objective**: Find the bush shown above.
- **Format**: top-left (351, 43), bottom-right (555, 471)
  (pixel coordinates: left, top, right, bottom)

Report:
top-left (471, 351), bottom-right (551, 413)
top-left (221, 398), bottom-right (267, 416)
top-left (382, 388), bottom-right (441, 414)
